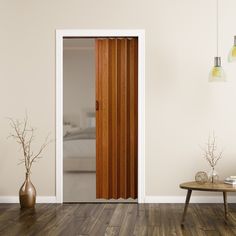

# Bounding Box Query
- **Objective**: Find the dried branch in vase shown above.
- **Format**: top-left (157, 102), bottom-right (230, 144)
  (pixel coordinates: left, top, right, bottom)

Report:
top-left (8, 114), bottom-right (51, 174)
top-left (201, 133), bottom-right (223, 183)
top-left (201, 133), bottom-right (223, 168)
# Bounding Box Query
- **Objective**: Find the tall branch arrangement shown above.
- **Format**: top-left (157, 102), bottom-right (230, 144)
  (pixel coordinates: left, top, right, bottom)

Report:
top-left (202, 133), bottom-right (223, 169)
top-left (8, 115), bottom-right (50, 174)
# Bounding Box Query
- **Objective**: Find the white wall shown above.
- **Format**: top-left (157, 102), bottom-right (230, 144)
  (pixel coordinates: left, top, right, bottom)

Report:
top-left (1, 0), bottom-right (236, 201)
top-left (63, 39), bottom-right (95, 129)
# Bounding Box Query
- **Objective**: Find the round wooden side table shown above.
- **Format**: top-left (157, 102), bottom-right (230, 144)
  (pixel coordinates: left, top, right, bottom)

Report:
top-left (180, 181), bottom-right (236, 225)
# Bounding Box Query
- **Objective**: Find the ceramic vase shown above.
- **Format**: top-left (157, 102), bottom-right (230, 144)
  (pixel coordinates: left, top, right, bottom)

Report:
top-left (19, 173), bottom-right (36, 209)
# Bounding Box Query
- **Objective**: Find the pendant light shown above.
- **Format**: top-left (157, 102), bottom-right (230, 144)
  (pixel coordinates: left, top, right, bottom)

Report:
top-left (209, 0), bottom-right (226, 82)
top-left (228, 36), bottom-right (236, 62)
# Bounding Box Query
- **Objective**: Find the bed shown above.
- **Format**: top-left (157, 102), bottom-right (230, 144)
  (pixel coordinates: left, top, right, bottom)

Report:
top-left (63, 127), bottom-right (96, 172)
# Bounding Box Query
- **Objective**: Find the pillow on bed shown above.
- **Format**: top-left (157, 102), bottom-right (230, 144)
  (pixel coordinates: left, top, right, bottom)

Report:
top-left (63, 124), bottom-right (80, 137)
top-left (64, 127), bottom-right (96, 140)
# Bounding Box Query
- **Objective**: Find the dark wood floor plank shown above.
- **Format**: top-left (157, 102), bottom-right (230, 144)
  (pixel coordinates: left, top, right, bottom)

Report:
top-left (0, 204), bottom-right (19, 230)
top-left (186, 205), bottom-right (207, 236)
top-left (62, 204), bottom-right (114, 236)
top-left (211, 204), bottom-right (236, 236)
top-left (0, 204), bottom-right (50, 236)
top-left (26, 204), bottom-right (62, 236)
top-left (133, 204), bottom-right (148, 236)
top-left (172, 204), bottom-right (193, 236)
top-left (167, 204), bottom-right (185, 236)
top-left (0, 203), bottom-right (15, 217)
top-left (193, 204), bottom-right (216, 232)
top-left (34, 204), bottom-right (80, 236)
top-left (147, 203), bottom-right (160, 227)
top-left (0, 203), bottom-right (235, 235)
top-left (119, 204), bottom-right (138, 235)
top-left (158, 203), bottom-right (185, 236)
top-left (105, 226), bottom-right (120, 236)
top-left (109, 203), bottom-right (129, 227)
top-left (0, 204), bottom-right (48, 235)
top-left (66, 203), bottom-right (105, 235)
top-left (89, 204), bottom-right (116, 236)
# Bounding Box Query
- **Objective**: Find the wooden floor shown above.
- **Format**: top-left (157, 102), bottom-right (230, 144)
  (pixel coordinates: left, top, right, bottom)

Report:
top-left (1, 203), bottom-right (236, 236)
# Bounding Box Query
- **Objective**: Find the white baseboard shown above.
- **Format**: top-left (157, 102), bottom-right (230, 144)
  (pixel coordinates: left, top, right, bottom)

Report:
top-left (0, 196), bottom-right (57, 204)
top-left (1, 195), bottom-right (235, 204)
top-left (145, 195), bottom-right (236, 203)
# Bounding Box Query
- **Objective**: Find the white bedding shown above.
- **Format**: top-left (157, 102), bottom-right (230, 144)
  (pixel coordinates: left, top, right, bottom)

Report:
top-left (64, 127), bottom-right (96, 140)
top-left (63, 139), bottom-right (96, 172)
top-left (64, 139), bottom-right (95, 158)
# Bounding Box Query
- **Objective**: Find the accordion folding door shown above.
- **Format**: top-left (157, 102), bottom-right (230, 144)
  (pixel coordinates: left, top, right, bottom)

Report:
top-left (96, 38), bottom-right (138, 199)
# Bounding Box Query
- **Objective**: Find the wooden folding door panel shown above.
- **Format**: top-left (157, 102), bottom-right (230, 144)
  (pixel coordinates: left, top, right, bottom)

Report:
top-left (96, 38), bottom-right (138, 199)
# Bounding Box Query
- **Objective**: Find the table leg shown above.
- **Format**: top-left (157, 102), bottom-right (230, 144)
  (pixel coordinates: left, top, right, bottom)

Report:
top-left (223, 191), bottom-right (229, 221)
top-left (181, 189), bottom-right (192, 226)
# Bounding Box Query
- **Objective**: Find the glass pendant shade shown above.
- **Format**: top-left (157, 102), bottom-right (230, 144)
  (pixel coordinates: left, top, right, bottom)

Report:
top-left (208, 0), bottom-right (226, 82)
top-left (209, 57), bottom-right (226, 82)
top-left (228, 36), bottom-right (236, 62)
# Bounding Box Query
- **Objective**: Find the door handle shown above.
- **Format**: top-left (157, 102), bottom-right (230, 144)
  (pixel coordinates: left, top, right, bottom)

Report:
top-left (96, 100), bottom-right (99, 111)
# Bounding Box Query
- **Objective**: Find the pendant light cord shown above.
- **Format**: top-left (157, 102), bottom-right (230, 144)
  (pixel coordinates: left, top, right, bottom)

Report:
top-left (216, 0), bottom-right (219, 56)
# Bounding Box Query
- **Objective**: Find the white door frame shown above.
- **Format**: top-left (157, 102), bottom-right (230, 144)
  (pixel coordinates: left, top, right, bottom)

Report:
top-left (56, 29), bottom-right (145, 203)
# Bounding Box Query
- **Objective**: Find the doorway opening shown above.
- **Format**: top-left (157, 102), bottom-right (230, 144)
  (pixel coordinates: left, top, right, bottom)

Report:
top-left (56, 30), bottom-right (145, 203)
top-left (63, 38), bottom-right (96, 202)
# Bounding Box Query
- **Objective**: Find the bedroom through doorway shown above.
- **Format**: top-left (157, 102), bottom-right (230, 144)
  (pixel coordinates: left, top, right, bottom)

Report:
top-left (63, 37), bottom-right (139, 202)
top-left (63, 38), bottom-right (96, 202)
